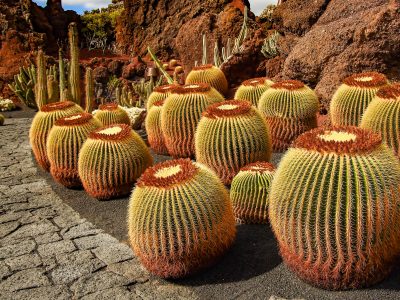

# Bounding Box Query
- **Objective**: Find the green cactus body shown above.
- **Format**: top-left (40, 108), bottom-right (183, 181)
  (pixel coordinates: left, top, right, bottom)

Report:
top-left (269, 126), bottom-right (400, 290)
top-left (145, 100), bottom-right (168, 155)
top-left (234, 77), bottom-right (274, 106)
top-left (128, 159), bottom-right (236, 278)
top-left (258, 80), bottom-right (319, 152)
top-left (161, 83), bottom-right (224, 158)
top-left (230, 162), bottom-right (275, 224)
top-left (146, 84), bottom-right (176, 110)
top-left (94, 103), bottom-right (131, 126)
top-left (30, 101), bottom-right (83, 171)
top-left (47, 75), bottom-right (60, 103)
top-left (185, 64), bottom-right (228, 96)
top-left (59, 49), bottom-right (67, 101)
top-left (330, 72), bottom-right (388, 126)
top-left (0, 114), bottom-right (4, 126)
top-left (36, 49), bottom-right (48, 109)
top-left (47, 113), bottom-right (102, 188)
top-left (85, 68), bottom-right (95, 113)
top-left (78, 124), bottom-right (153, 200)
top-left (68, 23), bottom-right (81, 105)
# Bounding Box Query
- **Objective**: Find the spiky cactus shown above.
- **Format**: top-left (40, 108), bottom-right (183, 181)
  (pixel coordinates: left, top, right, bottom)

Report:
top-left (161, 83), bottom-right (224, 158)
top-left (195, 100), bottom-right (272, 185)
top-left (146, 84), bottom-right (176, 110)
top-left (8, 65), bottom-right (37, 109)
top-left (185, 64), bottom-right (228, 95)
top-left (234, 77), bottom-right (274, 106)
top-left (68, 23), bottom-right (81, 105)
top-left (78, 124), bottom-right (153, 200)
top-left (258, 80), bottom-right (319, 152)
top-left (59, 49), bottom-right (67, 101)
top-left (29, 101), bottom-right (83, 171)
top-left (269, 126), bottom-right (400, 290)
top-left (85, 68), bottom-right (95, 113)
top-left (128, 159), bottom-right (236, 278)
top-left (361, 83), bottom-right (400, 157)
top-left (94, 103), bottom-right (131, 126)
top-left (47, 75), bottom-right (60, 103)
top-left (145, 100), bottom-right (168, 155)
top-left (47, 113), bottom-right (102, 188)
top-left (36, 49), bottom-right (48, 109)
top-left (330, 72), bottom-right (388, 126)
top-left (230, 162), bottom-right (275, 224)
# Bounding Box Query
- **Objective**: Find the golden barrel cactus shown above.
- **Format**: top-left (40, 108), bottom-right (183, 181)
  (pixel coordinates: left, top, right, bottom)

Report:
top-left (146, 84), bottom-right (177, 110)
top-left (185, 64), bottom-right (228, 95)
top-left (230, 162), bottom-right (275, 224)
top-left (361, 83), bottom-right (400, 157)
top-left (30, 101), bottom-right (83, 171)
top-left (195, 100), bottom-right (272, 185)
top-left (269, 126), bottom-right (400, 290)
top-left (128, 159), bottom-right (236, 278)
top-left (258, 80), bottom-right (319, 152)
top-left (330, 72), bottom-right (388, 126)
top-left (78, 124), bottom-right (153, 200)
top-left (161, 83), bottom-right (224, 158)
top-left (46, 113), bottom-right (102, 188)
top-left (145, 100), bottom-right (168, 155)
top-left (234, 77), bottom-right (274, 107)
top-left (93, 103), bottom-right (131, 126)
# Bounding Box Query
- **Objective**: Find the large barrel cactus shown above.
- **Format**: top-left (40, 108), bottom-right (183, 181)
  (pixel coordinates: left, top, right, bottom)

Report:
top-left (30, 101), bottom-right (83, 171)
top-left (78, 124), bottom-right (153, 200)
top-left (93, 103), bottom-right (131, 126)
top-left (128, 159), bottom-right (236, 278)
top-left (195, 100), bottom-right (272, 185)
top-left (269, 126), bottom-right (400, 290)
top-left (161, 83), bottom-right (224, 158)
top-left (234, 77), bottom-right (274, 107)
top-left (145, 100), bottom-right (168, 155)
top-left (230, 162), bottom-right (275, 224)
top-left (146, 84), bottom-right (176, 110)
top-left (258, 80), bottom-right (319, 152)
top-left (46, 113), bottom-right (102, 188)
top-left (185, 64), bottom-right (228, 95)
top-left (330, 72), bottom-right (388, 126)
top-left (361, 83), bottom-right (400, 157)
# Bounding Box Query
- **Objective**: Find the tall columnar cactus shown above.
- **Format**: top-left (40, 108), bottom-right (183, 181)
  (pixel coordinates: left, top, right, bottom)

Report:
top-left (161, 83), bottom-right (224, 158)
top-left (258, 80), bottom-right (319, 152)
top-left (78, 124), bottom-right (153, 200)
top-left (93, 103), bottom-right (131, 126)
top-left (29, 101), bottom-right (83, 171)
top-left (230, 162), bottom-right (275, 224)
top-left (145, 100), bottom-right (168, 155)
top-left (269, 126), bottom-right (400, 290)
top-left (68, 22), bottom-right (81, 105)
top-left (85, 68), bottom-right (95, 113)
top-left (36, 49), bottom-right (48, 109)
top-left (146, 84), bottom-right (176, 110)
top-left (234, 77), bottom-right (274, 107)
top-left (185, 64), bottom-right (229, 96)
top-left (361, 83), bottom-right (400, 157)
top-left (195, 100), bottom-right (272, 185)
top-left (59, 48), bottom-right (67, 101)
top-left (47, 113), bottom-right (102, 188)
top-left (330, 72), bottom-right (388, 126)
top-left (47, 75), bottom-right (60, 103)
top-left (128, 159), bottom-right (236, 278)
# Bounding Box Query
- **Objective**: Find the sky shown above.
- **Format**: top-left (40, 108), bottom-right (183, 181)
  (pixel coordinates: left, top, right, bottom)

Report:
top-left (33, 0), bottom-right (277, 15)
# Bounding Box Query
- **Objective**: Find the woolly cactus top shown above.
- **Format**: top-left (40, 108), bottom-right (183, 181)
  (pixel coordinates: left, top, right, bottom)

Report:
top-left (173, 83), bottom-right (211, 94)
top-left (240, 162), bottom-right (275, 173)
top-left (41, 101), bottom-right (76, 112)
top-left (271, 80), bottom-right (305, 91)
top-left (342, 72), bottom-right (387, 88)
top-left (242, 77), bottom-right (272, 87)
top-left (203, 100), bottom-right (252, 118)
top-left (192, 64), bottom-right (214, 71)
top-left (137, 159), bottom-right (199, 188)
top-left (89, 124), bottom-right (131, 141)
top-left (153, 84), bottom-right (178, 94)
top-left (293, 126), bottom-right (382, 155)
top-left (376, 84), bottom-right (400, 100)
top-left (99, 103), bottom-right (119, 111)
top-left (55, 112), bottom-right (93, 126)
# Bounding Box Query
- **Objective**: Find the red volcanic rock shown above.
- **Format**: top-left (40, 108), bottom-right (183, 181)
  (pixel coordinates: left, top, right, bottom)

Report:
top-left (93, 66), bottom-right (110, 84)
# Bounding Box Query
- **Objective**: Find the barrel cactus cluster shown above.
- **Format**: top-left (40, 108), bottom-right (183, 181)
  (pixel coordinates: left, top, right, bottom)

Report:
top-left (94, 103), bottom-right (131, 126)
top-left (146, 84), bottom-right (176, 110)
top-left (185, 64), bottom-right (228, 95)
top-left (234, 77), bottom-right (274, 107)
top-left (145, 100), bottom-right (168, 155)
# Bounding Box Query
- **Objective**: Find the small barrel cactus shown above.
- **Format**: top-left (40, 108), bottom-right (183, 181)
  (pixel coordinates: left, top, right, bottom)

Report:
top-left (234, 77), bottom-right (274, 107)
top-left (128, 158), bottom-right (236, 278)
top-left (269, 126), bottom-right (400, 290)
top-left (145, 100), bottom-right (168, 155)
top-left (30, 101), bottom-right (83, 171)
top-left (185, 64), bottom-right (228, 95)
top-left (161, 83), bottom-right (224, 158)
top-left (0, 114), bottom-right (4, 126)
top-left (146, 84), bottom-right (177, 110)
top-left (195, 100), bottom-right (272, 184)
top-left (230, 162), bottom-right (275, 224)
top-left (78, 124), bottom-right (153, 200)
top-left (361, 83), bottom-right (400, 157)
top-left (46, 113), bottom-right (102, 188)
top-left (93, 103), bottom-right (131, 126)
top-left (330, 72), bottom-right (388, 126)
top-left (258, 80), bottom-right (319, 152)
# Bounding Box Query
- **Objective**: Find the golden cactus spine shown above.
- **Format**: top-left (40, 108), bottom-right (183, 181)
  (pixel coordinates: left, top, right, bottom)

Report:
top-left (46, 113), bottom-right (102, 188)
top-left (93, 103), bottom-right (131, 126)
top-left (36, 49), bottom-right (48, 109)
top-left (185, 64), bottom-right (228, 95)
top-left (195, 100), bottom-right (272, 185)
top-left (234, 77), bottom-right (274, 106)
top-left (78, 124), bottom-right (153, 200)
top-left (128, 159), bottom-right (236, 278)
top-left (330, 72), bottom-right (388, 126)
top-left (230, 162), bottom-right (275, 224)
top-left (161, 83), bottom-right (224, 158)
top-left (145, 100), bottom-right (168, 155)
top-left (146, 84), bottom-right (176, 110)
top-left (29, 101), bottom-right (83, 171)
top-left (258, 80), bottom-right (319, 152)
top-left (269, 126), bottom-right (400, 290)
top-left (68, 22), bottom-right (81, 105)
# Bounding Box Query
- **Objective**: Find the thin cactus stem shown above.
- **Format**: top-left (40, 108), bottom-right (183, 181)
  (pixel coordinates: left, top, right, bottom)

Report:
top-left (36, 49), bottom-right (48, 109)
top-left (85, 67), bottom-right (95, 113)
top-left (147, 47), bottom-right (174, 84)
top-left (68, 23), bottom-right (81, 105)
top-left (59, 49), bottom-right (67, 101)
top-left (202, 34), bottom-right (208, 65)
